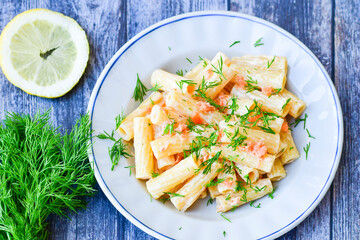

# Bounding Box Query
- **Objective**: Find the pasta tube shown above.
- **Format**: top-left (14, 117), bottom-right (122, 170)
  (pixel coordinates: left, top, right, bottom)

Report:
top-left (134, 117), bottom-right (154, 179)
top-left (267, 158), bottom-right (286, 181)
top-left (279, 89), bottom-right (306, 118)
top-left (280, 129), bottom-right (300, 164)
top-left (219, 120), bottom-right (280, 154)
top-left (216, 179), bottom-right (273, 212)
top-left (209, 145), bottom-right (275, 173)
top-left (171, 162), bottom-right (221, 211)
top-left (231, 87), bottom-right (291, 117)
top-left (146, 154), bottom-right (199, 199)
top-left (118, 92), bottom-right (163, 141)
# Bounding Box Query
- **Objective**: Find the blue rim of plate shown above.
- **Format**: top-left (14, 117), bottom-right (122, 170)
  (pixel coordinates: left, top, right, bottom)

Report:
top-left (87, 11), bottom-right (343, 240)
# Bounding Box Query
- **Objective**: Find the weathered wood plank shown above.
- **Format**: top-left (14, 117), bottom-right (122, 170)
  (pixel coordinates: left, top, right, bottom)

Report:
top-left (1, 0), bottom-right (358, 240)
top-left (229, 1), bottom-right (333, 240)
top-left (332, 0), bottom-right (360, 239)
top-left (46, 1), bottom-right (127, 240)
top-left (0, 0), bottom-right (126, 239)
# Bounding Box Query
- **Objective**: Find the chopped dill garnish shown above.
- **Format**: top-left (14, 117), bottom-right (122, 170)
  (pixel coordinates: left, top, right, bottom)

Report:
top-left (179, 227), bottom-right (182, 230)
top-left (115, 110), bottom-right (126, 129)
top-left (258, 126), bottom-right (275, 134)
top-left (176, 79), bottom-right (196, 92)
top-left (98, 112), bottom-right (132, 171)
top-left (186, 57), bottom-right (192, 64)
top-left (227, 128), bottom-right (247, 150)
top-left (289, 146), bottom-right (294, 150)
top-left (229, 40), bottom-right (240, 47)
top-left (124, 165), bottom-right (135, 176)
top-left (306, 128), bottom-right (316, 139)
top-left (225, 194), bottom-right (231, 200)
top-left (151, 171), bottom-right (160, 178)
top-left (220, 213), bottom-right (232, 223)
top-left (253, 37), bottom-right (264, 47)
top-left (176, 69), bottom-right (184, 76)
top-left (148, 82), bottom-right (162, 92)
top-left (245, 75), bottom-right (261, 93)
top-left (133, 73), bottom-right (148, 102)
top-left (108, 139), bottom-right (132, 170)
top-left (268, 88), bottom-right (281, 98)
top-left (303, 142), bottom-right (311, 160)
top-left (196, 151), bottom-right (222, 174)
top-left (252, 185), bottom-right (267, 193)
top-left (163, 119), bottom-right (176, 135)
top-left (223, 231), bottom-right (227, 237)
top-left (290, 113), bottom-right (308, 129)
top-left (164, 192), bottom-right (185, 198)
top-left (194, 77), bottom-right (225, 111)
top-left (267, 56), bottom-right (276, 68)
top-left (206, 178), bottom-right (225, 187)
top-left (207, 198), bottom-right (214, 206)
top-left (199, 56), bottom-right (208, 68)
top-left (250, 200), bottom-right (261, 208)
top-left (282, 98), bottom-right (291, 110)
top-left (211, 56), bottom-right (226, 81)
top-left (168, 46), bottom-right (171, 51)
top-left (268, 187), bottom-right (276, 199)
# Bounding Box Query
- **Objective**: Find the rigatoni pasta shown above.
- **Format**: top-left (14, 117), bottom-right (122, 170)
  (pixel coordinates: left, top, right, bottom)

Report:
top-left (111, 52), bottom-right (306, 213)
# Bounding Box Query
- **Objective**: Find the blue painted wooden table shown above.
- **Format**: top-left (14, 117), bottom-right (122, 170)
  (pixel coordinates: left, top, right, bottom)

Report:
top-left (0, 0), bottom-right (358, 239)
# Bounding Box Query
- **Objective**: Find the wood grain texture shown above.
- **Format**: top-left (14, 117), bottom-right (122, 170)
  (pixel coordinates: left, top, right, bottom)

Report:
top-left (0, 0), bottom-right (357, 239)
top-left (333, 0), bottom-right (360, 239)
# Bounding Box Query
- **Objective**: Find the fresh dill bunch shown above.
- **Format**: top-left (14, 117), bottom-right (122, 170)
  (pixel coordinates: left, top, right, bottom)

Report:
top-left (0, 110), bottom-right (96, 240)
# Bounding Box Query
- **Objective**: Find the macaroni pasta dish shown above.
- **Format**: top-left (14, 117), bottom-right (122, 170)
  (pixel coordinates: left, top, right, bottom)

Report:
top-left (117, 52), bottom-right (305, 212)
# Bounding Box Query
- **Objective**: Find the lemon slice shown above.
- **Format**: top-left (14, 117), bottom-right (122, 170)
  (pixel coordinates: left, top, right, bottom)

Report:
top-left (0, 9), bottom-right (89, 98)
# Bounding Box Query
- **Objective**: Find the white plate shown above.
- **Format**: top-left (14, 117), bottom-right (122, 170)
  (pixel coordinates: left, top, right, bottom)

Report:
top-left (87, 11), bottom-right (343, 240)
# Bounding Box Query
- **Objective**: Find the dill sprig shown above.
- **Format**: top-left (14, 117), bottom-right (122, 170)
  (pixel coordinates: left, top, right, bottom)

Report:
top-left (306, 128), bottom-right (316, 139)
top-left (245, 75), bottom-right (261, 93)
top-left (205, 178), bottom-right (225, 187)
top-left (176, 79), bottom-right (196, 92)
top-left (252, 185), bottom-right (267, 193)
top-left (267, 56), bottom-right (276, 68)
top-left (124, 165), bottom-right (135, 176)
top-left (108, 139), bottom-right (132, 170)
top-left (186, 57), bottom-right (192, 64)
top-left (268, 187), bottom-right (276, 199)
top-left (282, 98), bottom-right (291, 110)
top-left (229, 40), bottom-right (240, 47)
top-left (163, 192), bottom-right (185, 198)
top-left (254, 37), bottom-right (264, 47)
top-left (176, 69), bottom-right (184, 76)
top-left (303, 142), bottom-right (311, 160)
top-left (196, 151), bottom-right (222, 174)
top-left (149, 82), bottom-right (162, 92)
top-left (211, 56), bottom-right (226, 81)
top-left (220, 213), bottom-right (232, 223)
top-left (207, 198), bottom-right (214, 206)
top-left (97, 111), bottom-right (132, 170)
top-left (0, 110), bottom-right (96, 239)
top-left (115, 110), bottom-right (126, 129)
top-left (290, 113), bottom-right (308, 129)
top-left (250, 200), bottom-right (261, 208)
top-left (199, 56), bottom-right (208, 68)
top-left (194, 77), bottom-right (226, 111)
top-left (268, 88), bottom-right (281, 98)
top-left (227, 127), bottom-right (247, 150)
top-left (133, 73), bottom-right (148, 102)
top-left (151, 171), bottom-right (160, 178)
